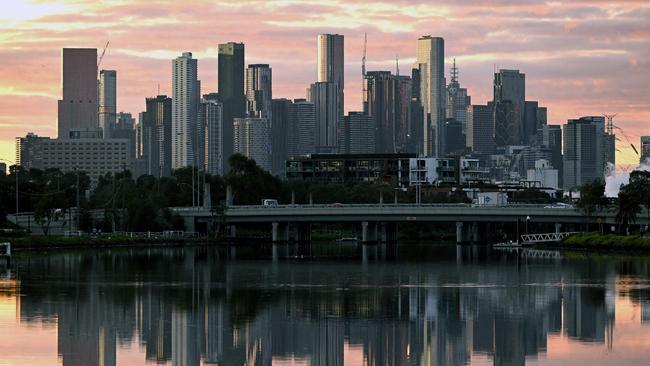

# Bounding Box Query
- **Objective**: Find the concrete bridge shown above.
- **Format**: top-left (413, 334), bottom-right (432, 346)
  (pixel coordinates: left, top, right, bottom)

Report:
top-left (171, 204), bottom-right (620, 243)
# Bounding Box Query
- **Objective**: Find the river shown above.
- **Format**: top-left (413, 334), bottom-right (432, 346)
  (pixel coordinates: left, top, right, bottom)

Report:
top-left (1, 243), bottom-right (650, 365)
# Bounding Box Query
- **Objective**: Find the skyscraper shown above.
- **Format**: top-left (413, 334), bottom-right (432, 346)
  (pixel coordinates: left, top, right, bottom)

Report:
top-left (287, 99), bottom-right (316, 157)
top-left (246, 64), bottom-right (272, 119)
top-left (233, 117), bottom-right (271, 171)
top-left (493, 69), bottom-right (525, 146)
top-left (563, 116), bottom-right (606, 190)
top-left (57, 48), bottom-right (98, 138)
top-left (317, 34), bottom-right (344, 118)
top-left (395, 75), bottom-right (412, 153)
top-left (364, 71), bottom-right (396, 153)
top-left (536, 124), bottom-right (563, 186)
top-left (416, 36), bottom-right (445, 157)
top-left (201, 98), bottom-right (223, 175)
top-left (641, 136), bottom-right (650, 164)
top-left (466, 105), bottom-right (495, 155)
top-left (410, 67), bottom-right (424, 154)
top-left (339, 112), bottom-right (375, 154)
top-left (218, 42), bottom-right (245, 172)
top-left (271, 98), bottom-right (291, 175)
top-left (172, 52), bottom-right (200, 169)
top-left (99, 70), bottom-right (117, 138)
top-left (138, 96), bottom-right (172, 177)
top-left (308, 82), bottom-right (339, 153)
top-left (446, 60), bottom-right (471, 134)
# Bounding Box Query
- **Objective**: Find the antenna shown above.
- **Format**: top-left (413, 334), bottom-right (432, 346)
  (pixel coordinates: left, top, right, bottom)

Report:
top-left (603, 113), bottom-right (616, 135)
top-left (396, 54), bottom-right (399, 76)
top-left (451, 58), bottom-right (458, 83)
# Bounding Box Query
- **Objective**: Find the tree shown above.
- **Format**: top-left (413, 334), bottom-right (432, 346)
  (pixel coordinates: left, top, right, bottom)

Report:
top-left (512, 188), bottom-right (552, 204)
top-left (616, 187), bottom-right (641, 232)
top-left (577, 179), bottom-right (608, 218)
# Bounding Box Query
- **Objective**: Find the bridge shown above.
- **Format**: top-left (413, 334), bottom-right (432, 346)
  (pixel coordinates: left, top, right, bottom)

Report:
top-left (171, 204), bottom-right (618, 243)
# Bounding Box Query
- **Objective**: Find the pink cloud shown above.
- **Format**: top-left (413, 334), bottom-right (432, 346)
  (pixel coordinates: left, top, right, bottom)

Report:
top-left (0, 0), bottom-right (649, 165)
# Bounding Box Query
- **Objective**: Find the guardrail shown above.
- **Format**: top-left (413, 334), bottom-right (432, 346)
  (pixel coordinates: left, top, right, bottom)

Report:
top-left (215, 203), bottom-right (578, 210)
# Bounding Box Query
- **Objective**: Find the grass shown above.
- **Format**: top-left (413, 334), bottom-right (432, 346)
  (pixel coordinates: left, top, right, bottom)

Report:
top-left (561, 232), bottom-right (650, 251)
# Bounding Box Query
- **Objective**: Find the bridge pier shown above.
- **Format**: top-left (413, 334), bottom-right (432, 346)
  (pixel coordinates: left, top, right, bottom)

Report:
top-left (294, 223), bottom-right (311, 242)
top-left (380, 222), bottom-right (398, 243)
top-left (226, 225), bottom-right (237, 239)
top-left (183, 216), bottom-right (196, 233)
top-left (555, 223), bottom-right (562, 234)
top-left (272, 222), bottom-right (289, 242)
top-left (456, 222), bottom-right (466, 243)
top-left (362, 221), bottom-right (378, 243)
top-left (471, 222), bottom-right (480, 243)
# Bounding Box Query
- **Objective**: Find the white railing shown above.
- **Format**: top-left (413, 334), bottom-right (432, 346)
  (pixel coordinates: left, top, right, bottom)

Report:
top-left (520, 232), bottom-right (579, 243)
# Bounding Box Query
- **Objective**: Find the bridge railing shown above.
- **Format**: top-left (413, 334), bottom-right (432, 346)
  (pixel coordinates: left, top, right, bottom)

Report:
top-left (216, 203), bottom-right (578, 210)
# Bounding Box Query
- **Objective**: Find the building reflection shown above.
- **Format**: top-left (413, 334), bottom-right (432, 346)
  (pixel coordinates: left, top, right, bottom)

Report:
top-left (12, 245), bottom-right (633, 366)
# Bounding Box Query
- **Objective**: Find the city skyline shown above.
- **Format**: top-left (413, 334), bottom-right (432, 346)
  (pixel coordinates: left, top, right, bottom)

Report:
top-left (0, 0), bottom-right (649, 166)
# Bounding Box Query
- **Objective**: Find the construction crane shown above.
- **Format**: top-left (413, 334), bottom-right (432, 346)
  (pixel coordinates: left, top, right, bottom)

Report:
top-left (97, 41), bottom-right (110, 68)
top-left (362, 32), bottom-right (367, 77)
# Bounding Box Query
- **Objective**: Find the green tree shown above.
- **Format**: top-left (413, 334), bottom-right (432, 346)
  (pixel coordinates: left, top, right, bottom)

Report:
top-left (616, 187), bottom-right (641, 232)
top-left (511, 188), bottom-right (552, 204)
top-left (577, 179), bottom-right (608, 218)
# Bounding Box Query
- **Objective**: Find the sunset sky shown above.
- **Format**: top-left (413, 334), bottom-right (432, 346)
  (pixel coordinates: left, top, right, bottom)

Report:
top-left (1, 0), bottom-right (649, 167)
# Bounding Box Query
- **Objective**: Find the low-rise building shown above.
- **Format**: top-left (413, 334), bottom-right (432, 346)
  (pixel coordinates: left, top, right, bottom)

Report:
top-left (527, 159), bottom-right (559, 190)
top-left (409, 157), bottom-right (490, 186)
top-left (286, 153), bottom-right (412, 186)
top-left (17, 130), bottom-right (131, 187)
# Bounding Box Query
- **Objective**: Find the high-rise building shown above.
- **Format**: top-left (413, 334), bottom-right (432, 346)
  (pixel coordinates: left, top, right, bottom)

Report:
top-left (446, 60), bottom-right (471, 134)
top-left (57, 48), bottom-right (98, 138)
top-left (139, 96), bottom-right (172, 177)
top-left (201, 98), bottom-right (223, 175)
top-left (523, 101), bottom-right (546, 145)
top-left (218, 42), bottom-right (245, 172)
top-left (308, 82), bottom-right (339, 153)
top-left (416, 36), bottom-right (446, 157)
top-left (493, 69), bottom-right (525, 146)
top-left (172, 52), bottom-right (200, 169)
top-left (99, 70), bottom-right (117, 138)
top-left (536, 124), bottom-right (563, 186)
top-left (15, 133), bottom-right (50, 169)
top-left (641, 136), bottom-right (650, 164)
top-left (445, 119), bottom-right (465, 155)
top-left (466, 105), bottom-right (494, 155)
top-left (410, 67), bottom-right (424, 154)
top-left (246, 64), bottom-right (272, 119)
top-left (490, 100), bottom-right (519, 147)
top-left (364, 71), bottom-right (396, 153)
top-left (563, 116), bottom-right (606, 190)
top-left (287, 99), bottom-right (316, 157)
top-left (271, 98), bottom-right (291, 175)
top-left (317, 34), bottom-right (344, 118)
top-left (395, 76), bottom-right (412, 153)
top-left (112, 112), bottom-right (136, 159)
top-left (339, 112), bottom-right (376, 154)
top-left (233, 117), bottom-right (271, 171)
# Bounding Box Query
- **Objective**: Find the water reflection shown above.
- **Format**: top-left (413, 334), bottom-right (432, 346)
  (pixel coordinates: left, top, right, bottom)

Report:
top-left (3, 244), bottom-right (650, 365)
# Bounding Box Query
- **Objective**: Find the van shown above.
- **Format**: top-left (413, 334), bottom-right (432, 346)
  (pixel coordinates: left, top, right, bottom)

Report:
top-left (262, 199), bottom-right (278, 207)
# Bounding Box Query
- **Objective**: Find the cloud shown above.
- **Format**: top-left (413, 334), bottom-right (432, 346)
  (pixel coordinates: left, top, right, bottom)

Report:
top-left (0, 0), bottom-right (649, 166)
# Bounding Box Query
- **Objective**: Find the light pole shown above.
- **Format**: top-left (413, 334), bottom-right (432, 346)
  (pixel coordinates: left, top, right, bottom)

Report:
top-left (526, 215), bottom-right (531, 235)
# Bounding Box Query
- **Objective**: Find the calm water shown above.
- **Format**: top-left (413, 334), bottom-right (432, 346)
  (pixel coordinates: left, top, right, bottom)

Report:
top-left (2, 243), bottom-right (650, 365)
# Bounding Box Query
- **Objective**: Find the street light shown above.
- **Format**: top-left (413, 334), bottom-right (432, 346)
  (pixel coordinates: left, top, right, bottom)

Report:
top-left (526, 215), bottom-right (531, 235)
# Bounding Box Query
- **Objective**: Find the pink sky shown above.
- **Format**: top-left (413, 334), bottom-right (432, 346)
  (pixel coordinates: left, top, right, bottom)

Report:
top-left (1, 0), bottom-right (649, 166)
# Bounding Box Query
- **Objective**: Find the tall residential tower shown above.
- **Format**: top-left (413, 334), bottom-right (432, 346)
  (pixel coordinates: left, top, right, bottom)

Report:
top-left (416, 36), bottom-right (445, 157)
top-left (317, 34), bottom-right (344, 118)
top-left (172, 52), bottom-right (200, 169)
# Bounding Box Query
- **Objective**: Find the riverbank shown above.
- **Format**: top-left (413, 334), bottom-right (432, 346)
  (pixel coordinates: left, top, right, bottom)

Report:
top-left (557, 232), bottom-right (650, 251)
top-left (1, 235), bottom-right (223, 251)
